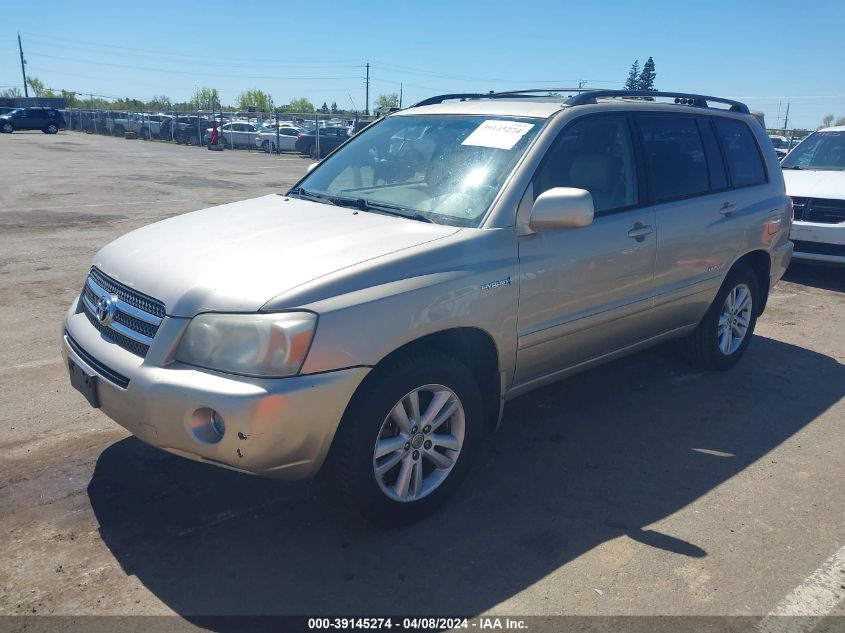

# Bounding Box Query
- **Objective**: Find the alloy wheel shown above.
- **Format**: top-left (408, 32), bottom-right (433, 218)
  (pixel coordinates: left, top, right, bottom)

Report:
top-left (717, 283), bottom-right (752, 355)
top-left (372, 384), bottom-right (465, 503)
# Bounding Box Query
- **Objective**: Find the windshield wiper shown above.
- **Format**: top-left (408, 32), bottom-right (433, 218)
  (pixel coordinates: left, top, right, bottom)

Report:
top-left (783, 165), bottom-right (803, 170)
top-left (290, 188), bottom-right (433, 223)
top-left (289, 187), bottom-right (338, 205)
top-left (327, 196), bottom-right (433, 223)
top-left (361, 199), bottom-right (433, 223)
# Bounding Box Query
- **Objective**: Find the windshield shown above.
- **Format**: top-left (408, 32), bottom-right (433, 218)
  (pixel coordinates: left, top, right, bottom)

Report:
top-left (782, 130), bottom-right (845, 170)
top-left (291, 114), bottom-right (543, 227)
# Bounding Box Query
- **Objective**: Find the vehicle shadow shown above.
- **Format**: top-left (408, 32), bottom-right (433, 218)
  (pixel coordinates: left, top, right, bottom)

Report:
top-left (784, 262), bottom-right (845, 293)
top-left (87, 336), bottom-right (844, 622)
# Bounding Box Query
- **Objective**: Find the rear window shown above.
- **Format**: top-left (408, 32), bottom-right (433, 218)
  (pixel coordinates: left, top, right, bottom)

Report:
top-left (638, 115), bottom-right (710, 202)
top-left (714, 118), bottom-right (767, 187)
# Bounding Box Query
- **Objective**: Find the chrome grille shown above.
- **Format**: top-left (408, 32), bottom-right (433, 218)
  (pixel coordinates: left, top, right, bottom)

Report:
top-left (791, 197), bottom-right (845, 224)
top-left (80, 267), bottom-right (166, 357)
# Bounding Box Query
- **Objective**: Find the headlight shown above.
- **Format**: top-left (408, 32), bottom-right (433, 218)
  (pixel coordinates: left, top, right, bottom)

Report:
top-left (176, 312), bottom-right (317, 377)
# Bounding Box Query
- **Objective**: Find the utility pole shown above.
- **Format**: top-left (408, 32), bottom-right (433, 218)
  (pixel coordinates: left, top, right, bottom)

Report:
top-left (365, 62), bottom-right (370, 116)
top-left (783, 102), bottom-right (790, 131)
top-left (399, 82), bottom-right (403, 109)
top-left (18, 33), bottom-right (29, 97)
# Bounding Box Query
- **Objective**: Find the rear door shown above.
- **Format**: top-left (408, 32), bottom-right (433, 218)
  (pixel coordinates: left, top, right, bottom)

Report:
top-left (515, 114), bottom-right (657, 385)
top-left (638, 114), bottom-right (760, 331)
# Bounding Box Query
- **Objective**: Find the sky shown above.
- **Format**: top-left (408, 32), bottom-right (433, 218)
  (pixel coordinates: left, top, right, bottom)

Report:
top-left (1, 0), bottom-right (843, 130)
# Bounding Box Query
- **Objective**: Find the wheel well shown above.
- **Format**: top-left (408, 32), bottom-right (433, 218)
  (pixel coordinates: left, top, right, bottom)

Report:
top-left (367, 328), bottom-right (501, 431)
top-left (733, 250), bottom-right (771, 314)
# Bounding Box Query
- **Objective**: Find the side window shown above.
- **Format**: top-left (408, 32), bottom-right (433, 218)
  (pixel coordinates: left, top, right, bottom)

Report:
top-left (697, 119), bottom-right (729, 191)
top-left (637, 115), bottom-right (710, 202)
top-left (713, 118), bottom-right (767, 188)
top-left (534, 116), bottom-right (638, 213)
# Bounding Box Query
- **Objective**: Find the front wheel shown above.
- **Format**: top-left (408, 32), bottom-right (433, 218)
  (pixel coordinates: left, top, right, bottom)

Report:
top-left (1, 122), bottom-right (13, 133)
top-left (682, 264), bottom-right (760, 370)
top-left (308, 144), bottom-right (317, 159)
top-left (262, 140), bottom-right (272, 153)
top-left (328, 353), bottom-right (482, 526)
top-left (44, 123), bottom-right (59, 134)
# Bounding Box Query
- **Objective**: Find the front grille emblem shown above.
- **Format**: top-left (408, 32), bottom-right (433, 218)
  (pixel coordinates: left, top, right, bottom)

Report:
top-left (96, 293), bottom-right (118, 326)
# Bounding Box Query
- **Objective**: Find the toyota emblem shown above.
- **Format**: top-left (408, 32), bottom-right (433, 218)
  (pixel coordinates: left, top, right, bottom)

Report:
top-left (96, 294), bottom-right (118, 326)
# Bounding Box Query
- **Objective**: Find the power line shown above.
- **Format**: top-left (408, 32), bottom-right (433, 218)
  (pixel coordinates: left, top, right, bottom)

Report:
top-left (26, 52), bottom-right (362, 81)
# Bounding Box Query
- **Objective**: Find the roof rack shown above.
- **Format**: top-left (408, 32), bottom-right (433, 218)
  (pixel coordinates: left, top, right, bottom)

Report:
top-left (564, 90), bottom-right (750, 113)
top-left (412, 88), bottom-right (591, 108)
top-left (412, 89), bottom-right (750, 114)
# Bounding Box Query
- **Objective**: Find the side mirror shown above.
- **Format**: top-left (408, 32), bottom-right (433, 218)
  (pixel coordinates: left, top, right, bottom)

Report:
top-left (306, 162), bottom-right (319, 173)
top-left (528, 187), bottom-right (594, 231)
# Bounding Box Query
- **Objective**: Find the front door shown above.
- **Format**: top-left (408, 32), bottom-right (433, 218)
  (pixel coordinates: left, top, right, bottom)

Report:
top-left (515, 114), bottom-right (657, 386)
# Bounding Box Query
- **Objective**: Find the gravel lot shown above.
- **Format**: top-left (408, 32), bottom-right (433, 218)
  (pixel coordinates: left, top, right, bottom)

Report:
top-left (1, 131), bottom-right (843, 629)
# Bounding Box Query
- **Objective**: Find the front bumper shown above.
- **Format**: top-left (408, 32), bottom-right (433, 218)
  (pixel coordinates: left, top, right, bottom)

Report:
top-left (62, 299), bottom-right (369, 480)
top-left (790, 221), bottom-right (845, 264)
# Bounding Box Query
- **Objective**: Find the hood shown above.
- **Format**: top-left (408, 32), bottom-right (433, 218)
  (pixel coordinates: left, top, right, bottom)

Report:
top-left (783, 169), bottom-right (845, 199)
top-left (94, 195), bottom-right (460, 317)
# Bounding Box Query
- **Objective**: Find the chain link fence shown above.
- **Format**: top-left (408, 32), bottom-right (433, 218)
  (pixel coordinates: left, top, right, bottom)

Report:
top-left (61, 108), bottom-right (379, 157)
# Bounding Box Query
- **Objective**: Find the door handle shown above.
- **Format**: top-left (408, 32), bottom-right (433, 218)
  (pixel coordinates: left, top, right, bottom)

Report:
top-left (627, 224), bottom-right (654, 241)
top-left (719, 201), bottom-right (737, 215)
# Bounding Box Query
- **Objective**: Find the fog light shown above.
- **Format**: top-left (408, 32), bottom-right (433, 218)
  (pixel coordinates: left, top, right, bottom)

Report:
top-left (189, 407), bottom-right (225, 444)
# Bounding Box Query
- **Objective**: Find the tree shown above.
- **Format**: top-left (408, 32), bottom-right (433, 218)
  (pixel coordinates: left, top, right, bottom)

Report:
top-left (836, 117), bottom-right (845, 127)
top-left (237, 89), bottom-right (273, 112)
top-left (330, 101), bottom-right (338, 114)
top-left (190, 87), bottom-right (221, 110)
top-left (321, 101), bottom-right (329, 114)
top-left (61, 90), bottom-right (79, 108)
top-left (286, 97), bottom-right (315, 113)
top-left (624, 60), bottom-right (640, 90)
top-left (820, 114), bottom-right (835, 129)
top-left (26, 76), bottom-right (45, 97)
top-left (0, 87), bottom-right (22, 98)
top-left (375, 93), bottom-right (399, 109)
top-left (147, 95), bottom-right (172, 111)
top-left (638, 57), bottom-right (657, 91)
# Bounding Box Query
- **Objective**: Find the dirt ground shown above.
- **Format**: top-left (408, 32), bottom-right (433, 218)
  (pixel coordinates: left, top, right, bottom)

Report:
top-left (1, 131), bottom-right (843, 630)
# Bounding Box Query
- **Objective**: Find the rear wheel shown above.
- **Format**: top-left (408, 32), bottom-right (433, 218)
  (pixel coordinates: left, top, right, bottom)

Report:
top-left (682, 264), bottom-right (760, 370)
top-left (308, 144), bottom-right (317, 159)
top-left (44, 123), bottom-right (59, 134)
top-left (114, 125), bottom-right (125, 136)
top-left (328, 353), bottom-right (482, 526)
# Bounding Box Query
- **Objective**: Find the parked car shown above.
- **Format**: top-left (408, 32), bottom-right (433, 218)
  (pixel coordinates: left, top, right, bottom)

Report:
top-left (204, 121), bottom-right (261, 149)
top-left (175, 117), bottom-right (215, 145)
top-left (255, 126), bottom-right (300, 153)
top-left (0, 107), bottom-right (66, 134)
top-left (132, 114), bottom-right (168, 139)
top-left (104, 112), bottom-right (130, 136)
top-left (769, 135), bottom-right (790, 159)
top-left (62, 89), bottom-right (792, 526)
top-left (781, 125), bottom-right (845, 265)
top-left (294, 126), bottom-right (350, 158)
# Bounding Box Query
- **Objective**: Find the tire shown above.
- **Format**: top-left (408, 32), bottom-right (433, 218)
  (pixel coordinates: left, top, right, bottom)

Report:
top-left (262, 140), bottom-right (271, 153)
top-left (1, 122), bottom-right (13, 133)
top-left (308, 144), bottom-right (317, 159)
top-left (44, 123), bottom-right (59, 134)
top-left (141, 127), bottom-right (151, 140)
top-left (220, 138), bottom-right (230, 150)
top-left (328, 352), bottom-right (483, 527)
top-left (114, 125), bottom-right (124, 137)
top-left (682, 264), bottom-right (760, 371)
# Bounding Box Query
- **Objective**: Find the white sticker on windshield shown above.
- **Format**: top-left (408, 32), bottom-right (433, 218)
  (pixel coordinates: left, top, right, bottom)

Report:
top-left (461, 120), bottom-right (535, 150)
